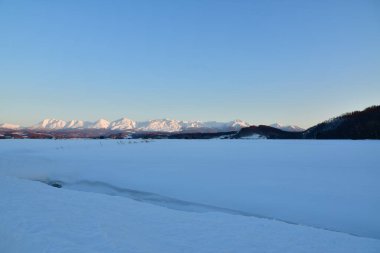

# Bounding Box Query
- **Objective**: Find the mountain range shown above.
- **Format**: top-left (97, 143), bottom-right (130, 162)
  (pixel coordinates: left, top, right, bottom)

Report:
top-left (1, 106), bottom-right (378, 139)
top-left (0, 118), bottom-right (303, 133)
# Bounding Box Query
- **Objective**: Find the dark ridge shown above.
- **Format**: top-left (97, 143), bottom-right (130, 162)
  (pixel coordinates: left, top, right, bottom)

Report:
top-left (234, 125), bottom-right (302, 139)
top-left (302, 105), bottom-right (380, 139)
top-left (235, 105), bottom-right (380, 140)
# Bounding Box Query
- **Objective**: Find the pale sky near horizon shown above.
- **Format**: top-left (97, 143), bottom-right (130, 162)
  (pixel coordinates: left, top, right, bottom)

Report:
top-left (0, 0), bottom-right (379, 128)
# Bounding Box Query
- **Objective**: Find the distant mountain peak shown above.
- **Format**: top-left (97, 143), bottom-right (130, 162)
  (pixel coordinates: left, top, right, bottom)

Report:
top-left (228, 119), bottom-right (250, 129)
top-left (33, 119), bottom-right (67, 130)
top-left (0, 123), bottom-right (20, 129)
top-left (137, 119), bottom-right (182, 132)
top-left (6, 118), bottom-right (253, 133)
top-left (90, 119), bottom-right (110, 129)
top-left (270, 123), bottom-right (304, 132)
top-left (65, 120), bottom-right (91, 129)
top-left (109, 117), bottom-right (136, 130)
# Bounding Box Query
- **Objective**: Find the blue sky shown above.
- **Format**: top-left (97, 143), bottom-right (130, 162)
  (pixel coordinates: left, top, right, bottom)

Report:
top-left (0, 0), bottom-right (379, 128)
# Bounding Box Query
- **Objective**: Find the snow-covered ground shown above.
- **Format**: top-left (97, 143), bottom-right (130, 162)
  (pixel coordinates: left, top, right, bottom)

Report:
top-left (1, 139), bottom-right (380, 252)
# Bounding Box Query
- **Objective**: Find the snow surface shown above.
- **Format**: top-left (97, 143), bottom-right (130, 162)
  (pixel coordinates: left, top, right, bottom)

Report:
top-left (0, 140), bottom-right (379, 252)
top-left (240, 133), bottom-right (266, 139)
top-left (1, 176), bottom-right (380, 253)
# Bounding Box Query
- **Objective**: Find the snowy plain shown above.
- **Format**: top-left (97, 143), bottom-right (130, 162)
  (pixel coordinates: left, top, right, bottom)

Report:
top-left (1, 139), bottom-right (380, 252)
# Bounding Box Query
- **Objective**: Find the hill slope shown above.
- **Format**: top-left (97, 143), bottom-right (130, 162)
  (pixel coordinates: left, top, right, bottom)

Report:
top-left (303, 105), bottom-right (380, 139)
top-left (236, 105), bottom-right (380, 140)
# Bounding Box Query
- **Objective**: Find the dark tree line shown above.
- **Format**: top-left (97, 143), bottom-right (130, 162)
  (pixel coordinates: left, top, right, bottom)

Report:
top-left (304, 105), bottom-right (380, 139)
top-left (236, 105), bottom-right (380, 140)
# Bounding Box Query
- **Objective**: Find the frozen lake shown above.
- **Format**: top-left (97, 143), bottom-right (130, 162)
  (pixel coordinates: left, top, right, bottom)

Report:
top-left (1, 139), bottom-right (379, 240)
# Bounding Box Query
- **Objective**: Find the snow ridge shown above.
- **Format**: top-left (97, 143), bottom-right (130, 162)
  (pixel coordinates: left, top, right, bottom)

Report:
top-left (22, 118), bottom-right (253, 132)
top-left (0, 123), bottom-right (20, 129)
top-left (1, 118), bottom-right (304, 133)
top-left (270, 123), bottom-right (304, 132)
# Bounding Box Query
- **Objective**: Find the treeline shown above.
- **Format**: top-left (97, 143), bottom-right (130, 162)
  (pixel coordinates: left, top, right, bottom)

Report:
top-left (304, 105), bottom-right (380, 139)
top-left (236, 105), bottom-right (380, 140)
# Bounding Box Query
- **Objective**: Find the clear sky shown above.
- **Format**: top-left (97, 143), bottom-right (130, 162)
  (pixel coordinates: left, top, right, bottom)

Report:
top-left (0, 0), bottom-right (379, 128)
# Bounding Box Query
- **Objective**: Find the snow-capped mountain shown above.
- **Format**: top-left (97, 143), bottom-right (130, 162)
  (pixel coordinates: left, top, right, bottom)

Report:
top-left (23, 118), bottom-right (251, 132)
top-left (65, 120), bottom-right (92, 129)
top-left (136, 119), bottom-right (250, 132)
top-left (33, 119), bottom-right (67, 130)
top-left (227, 119), bottom-right (250, 130)
top-left (0, 123), bottom-right (20, 129)
top-left (31, 118), bottom-right (110, 130)
top-left (88, 119), bottom-right (110, 129)
top-left (137, 119), bottom-right (182, 132)
top-left (270, 123), bottom-right (304, 132)
top-left (109, 118), bottom-right (136, 130)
